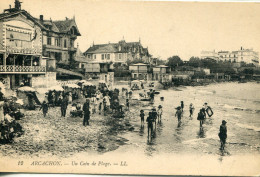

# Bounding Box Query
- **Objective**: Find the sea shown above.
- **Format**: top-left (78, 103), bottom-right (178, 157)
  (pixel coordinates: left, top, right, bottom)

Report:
top-left (101, 82), bottom-right (260, 175)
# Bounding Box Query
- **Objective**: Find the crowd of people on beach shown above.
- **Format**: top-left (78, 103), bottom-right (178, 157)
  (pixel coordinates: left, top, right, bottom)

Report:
top-left (0, 82), bottom-right (227, 150)
top-left (38, 86), bottom-right (137, 127)
top-left (40, 83), bottom-right (228, 151)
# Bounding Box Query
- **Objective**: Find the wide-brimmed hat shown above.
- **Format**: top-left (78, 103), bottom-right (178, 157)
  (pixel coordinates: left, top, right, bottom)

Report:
top-left (222, 120), bottom-right (227, 124)
top-left (152, 107), bottom-right (156, 110)
top-left (158, 105), bottom-right (162, 108)
top-left (176, 106), bottom-right (181, 110)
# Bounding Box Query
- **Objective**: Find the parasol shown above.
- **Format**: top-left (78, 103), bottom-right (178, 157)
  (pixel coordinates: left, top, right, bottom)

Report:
top-left (65, 84), bottom-right (80, 88)
top-left (17, 86), bottom-right (36, 92)
top-left (48, 85), bottom-right (64, 91)
top-left (82, 82), bottom-right (95, 86)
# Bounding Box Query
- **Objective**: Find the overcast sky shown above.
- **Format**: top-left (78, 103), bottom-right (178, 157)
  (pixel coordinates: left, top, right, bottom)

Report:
top-left (0, 0), bottom-right (259, 60)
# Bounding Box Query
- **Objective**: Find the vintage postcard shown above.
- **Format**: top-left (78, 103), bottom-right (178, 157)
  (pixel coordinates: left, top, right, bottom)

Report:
top-left (0, 0), bottom-right (260, 176)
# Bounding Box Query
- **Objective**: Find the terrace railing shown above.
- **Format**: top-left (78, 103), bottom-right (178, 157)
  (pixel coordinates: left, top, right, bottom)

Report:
top-left (0, 65), bottom-right (46, 73)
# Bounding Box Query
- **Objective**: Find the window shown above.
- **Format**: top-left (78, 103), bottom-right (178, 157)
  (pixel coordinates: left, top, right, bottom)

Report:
top-left (47, 37), bottom-right (52, 45)
top-left (107, 54), bottom-right (110, 59)
top-left (55, 38), bottom-right (60, 46)
top-left (119, 54), bottom-right (122, 60)
top-left (87, 55), bottom-right (91, 59)
top-left (70, 39), bottom-right (74, 47)
top-left (94, 55), bottom-right (96, 59)
top-left (64, 39), bottom-right (67, 48)
top-left (102, 54), bottom-right (104, 60)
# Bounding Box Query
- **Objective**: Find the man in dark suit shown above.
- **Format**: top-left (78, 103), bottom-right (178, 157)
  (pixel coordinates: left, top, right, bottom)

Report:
top-left (61, 96), bottom-right (68, 117)
top-left (83, 99), bottom-right (90, 126)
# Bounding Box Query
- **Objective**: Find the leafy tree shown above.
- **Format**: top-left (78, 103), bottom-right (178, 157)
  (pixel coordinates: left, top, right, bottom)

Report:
top-left (188, 57), bottom-right (202, 67)
top-left (242, 68), bottom-right (254, 75)
top-left (166, 56), bottom-right (183, 69)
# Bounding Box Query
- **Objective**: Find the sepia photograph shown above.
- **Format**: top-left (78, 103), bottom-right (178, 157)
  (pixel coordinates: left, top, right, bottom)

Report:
top-left (0, 0), bottom-right (259, 176)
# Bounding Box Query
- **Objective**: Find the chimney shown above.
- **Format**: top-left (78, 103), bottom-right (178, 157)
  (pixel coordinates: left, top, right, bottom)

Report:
top-left (40, 15), bottom-right (43, 22)
top-left (14, 0), bottom-right (22, 10)
top-left (241, 46), bottom-right (243, 50)
top-left (9, 5), bottom-right (11, 9)
top-left (65, 17), bottom-right (68, 20)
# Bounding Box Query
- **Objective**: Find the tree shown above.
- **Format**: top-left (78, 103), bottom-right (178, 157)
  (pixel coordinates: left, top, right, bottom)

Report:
top-left (188, 56), bottom-right (202, 67)
top-left (166, 56), bottom-right (183, 69)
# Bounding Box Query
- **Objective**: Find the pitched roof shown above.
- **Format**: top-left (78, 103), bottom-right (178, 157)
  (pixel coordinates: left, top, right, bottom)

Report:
top-left (84, 43), bottom-right (119, 54)
top-left (75, 47), bottom-right (87, 62)
top-left (53, 19), bottom-right (81, 35)
top-left (0, 10), bottom-right (47, 30)
top-left (84, 40), bottom-right (150, 56)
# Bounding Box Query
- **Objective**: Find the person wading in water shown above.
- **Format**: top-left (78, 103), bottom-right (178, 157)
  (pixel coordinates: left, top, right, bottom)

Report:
top-left (140, 110), bottom-right (145, 127)
top-left (189, 103), bottom-right (195, 118)
top-left (218, 120), bottom-right (227, 150)
top-left (181, 101), bottom-right (184, 112)
top-left (146, 112), bottom-right (154, 139)
top-left (175, 106), bottom-right (182, 124)
top-left (152, 107), bottom-right (157, 128)
top-left (197, 108), bottom-right (206, 127)
top-left (157, 105), bottom-right (163, 123)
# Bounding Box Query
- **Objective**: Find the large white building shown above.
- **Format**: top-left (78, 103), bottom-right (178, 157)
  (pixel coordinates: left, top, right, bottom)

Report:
top-left (83, 39), bottom-right (151, 64)
top-left (201, 47), bottom-right (259, 66)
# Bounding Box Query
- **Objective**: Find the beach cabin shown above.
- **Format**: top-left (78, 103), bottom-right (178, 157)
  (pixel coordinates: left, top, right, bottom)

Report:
top-left (129, 63), bottom-right (148, 80)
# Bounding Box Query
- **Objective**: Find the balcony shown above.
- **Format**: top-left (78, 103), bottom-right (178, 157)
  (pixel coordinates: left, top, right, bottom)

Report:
top-left (0, 65), bottom-right (46, 74)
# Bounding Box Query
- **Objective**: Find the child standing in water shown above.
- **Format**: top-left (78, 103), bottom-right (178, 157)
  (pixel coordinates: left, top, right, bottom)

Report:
top-left (189, 103), bottom-right (195, 118)
top-left (157, 105), bottom-right (163, 123)
top-left (140, 110), bottom-right (145, 126)
top-left (181, 101), bottom-right (184, 112)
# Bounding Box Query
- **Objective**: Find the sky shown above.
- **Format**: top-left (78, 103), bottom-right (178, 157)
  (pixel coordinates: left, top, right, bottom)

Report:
top-left (0, 0), bottom-right (260, 60)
